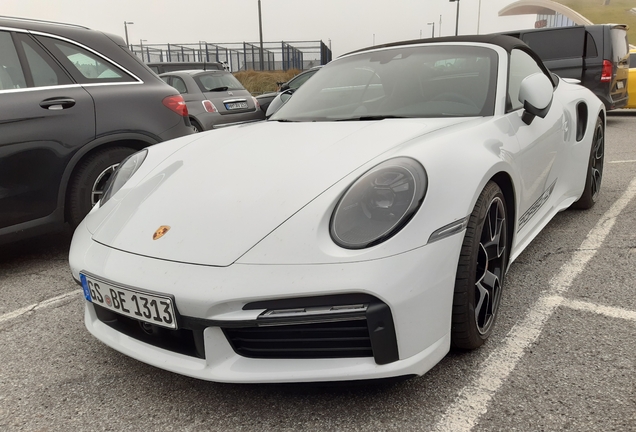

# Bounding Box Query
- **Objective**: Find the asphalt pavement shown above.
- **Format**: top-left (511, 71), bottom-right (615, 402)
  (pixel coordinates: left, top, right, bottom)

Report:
top-left (0, 113), bottom-right (635, 431)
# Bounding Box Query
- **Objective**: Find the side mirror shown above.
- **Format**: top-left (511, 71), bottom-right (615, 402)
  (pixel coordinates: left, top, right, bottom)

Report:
top-left (266, 89), bottom-right (295, 118)
top-left (279, 83), bottom-right (290, 91)
top-left (518, 72), bottom-right (553, 125)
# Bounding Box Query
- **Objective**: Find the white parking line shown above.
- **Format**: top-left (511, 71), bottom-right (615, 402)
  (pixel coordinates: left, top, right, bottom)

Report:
top-left (434, 176), bottom-right (636, 432)
top-left (0, 290), bottom-right (79, 324)
top-left (608, 159), bottom-right (636, 164)
top-left (558, 296), bottom-right (636, 322)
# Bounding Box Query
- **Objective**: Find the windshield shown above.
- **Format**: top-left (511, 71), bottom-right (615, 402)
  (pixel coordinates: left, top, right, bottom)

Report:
top-left (194, 72), bottom-right (245, 92)
top-left (271, 45), bottom-right (498, 122)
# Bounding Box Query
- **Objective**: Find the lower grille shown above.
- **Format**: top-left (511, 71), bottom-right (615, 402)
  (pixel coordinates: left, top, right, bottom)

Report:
top-left (223, 319), bottom-right (373, 359)
top-left (93, 304), bottom-right (205, 359)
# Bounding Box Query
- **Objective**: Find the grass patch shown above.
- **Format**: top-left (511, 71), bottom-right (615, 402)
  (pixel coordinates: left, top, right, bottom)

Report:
top-left (558, 0), bottom-right (636, 44)
top-left (234, 69), bottom-right (302, 95)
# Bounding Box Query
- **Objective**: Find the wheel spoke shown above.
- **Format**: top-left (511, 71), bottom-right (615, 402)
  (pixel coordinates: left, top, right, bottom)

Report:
top-left (474, 281), bottom-right (489, 330)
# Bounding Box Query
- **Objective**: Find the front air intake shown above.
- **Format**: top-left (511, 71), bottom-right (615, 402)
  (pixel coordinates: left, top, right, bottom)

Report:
top-left (223, 318), bottom-right (373, 359)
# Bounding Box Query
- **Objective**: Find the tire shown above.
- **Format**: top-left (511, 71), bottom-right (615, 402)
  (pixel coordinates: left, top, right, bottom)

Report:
top-left (190, 118), bottom-right (203, 132)
top-left (66, 147), bottom-right (135, 228)
top-left (571, 117), bottom-right (604, 210)
top-left (451, 181), bottom-right (508, 350)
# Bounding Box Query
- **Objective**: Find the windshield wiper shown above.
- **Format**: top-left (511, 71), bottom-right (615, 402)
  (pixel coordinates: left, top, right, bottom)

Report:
top-left (207, 86), bottom-right (229, 91)
top-left (334, 115), bottom-right (408, 121)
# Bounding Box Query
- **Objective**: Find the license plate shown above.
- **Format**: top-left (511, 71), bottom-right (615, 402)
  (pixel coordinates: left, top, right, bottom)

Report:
top-left (224, 101), bottom-right (248, 110)
top-left (617, 81), bottom-right (625, 89)
top-left (80, 273), bottom-right (177, 329)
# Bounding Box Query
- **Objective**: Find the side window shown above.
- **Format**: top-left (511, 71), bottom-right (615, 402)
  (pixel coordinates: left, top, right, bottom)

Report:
top-left (508, 49), bottom-right (547, 111)
top-left (0, 31), bottom-right (27, 90)
top-left (288, 70), bottom-right (316, 90)
top-left (630, 53), bottom-right (636, 69)
top-left (585, 32), bottom-right (598, 58)
top-left (15, 34), bottom-right (72, 87)
top-left (171, 76), bottom-right (187, 94)
top-left (522, 28), bottom-right (585, 61)
top-left (36, 36), bottom-right (136, 83)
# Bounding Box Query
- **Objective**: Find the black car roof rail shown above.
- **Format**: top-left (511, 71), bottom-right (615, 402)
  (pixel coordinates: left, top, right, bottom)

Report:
top-left (0, 15), bottom-right (89, 30)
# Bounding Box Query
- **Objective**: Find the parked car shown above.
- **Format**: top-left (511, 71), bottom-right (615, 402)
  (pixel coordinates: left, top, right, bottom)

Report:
top-left (255, 66), bottom-right (322, 113)
top-left (147, 62), bottom-right (224, 74)
top-left (71, 34), bottom-right (604, 384)
top-left (502, 24), bottom-right (629, 110)
top-left (0, 16), bottom-right (193, 244)
top-left (625, 48), bottom-right (636, 108)
top-left (160, 70), bottom-right (264, 131)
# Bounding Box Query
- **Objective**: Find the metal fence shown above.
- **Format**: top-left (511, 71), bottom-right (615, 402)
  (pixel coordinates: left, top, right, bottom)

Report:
top-left (130, 40), bottom-right (331, 72)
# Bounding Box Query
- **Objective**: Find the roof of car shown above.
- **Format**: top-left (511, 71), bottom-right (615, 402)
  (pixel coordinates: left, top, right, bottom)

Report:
top-left (344, 34), bottom-right (529, 57)
top-left (159, 70), bottom-right (229, 76)
top-left (0, 15), bottom-right (90, 31)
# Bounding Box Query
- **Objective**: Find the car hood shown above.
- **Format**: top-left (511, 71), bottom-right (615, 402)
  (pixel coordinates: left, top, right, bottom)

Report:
top-left (92, 118), bottom-right (471, 266)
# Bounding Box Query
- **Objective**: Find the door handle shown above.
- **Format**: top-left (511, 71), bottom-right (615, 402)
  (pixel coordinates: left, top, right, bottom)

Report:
top-left (39, 97), bottom-right (76, 110)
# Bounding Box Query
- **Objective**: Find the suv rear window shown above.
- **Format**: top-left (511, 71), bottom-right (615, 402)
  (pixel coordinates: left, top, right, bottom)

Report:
top-left (610, 28), bottom-right (628, 63)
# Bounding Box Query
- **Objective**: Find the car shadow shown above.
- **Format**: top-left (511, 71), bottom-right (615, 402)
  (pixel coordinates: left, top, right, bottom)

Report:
top-left (0, 225), bottom-right (73, 264)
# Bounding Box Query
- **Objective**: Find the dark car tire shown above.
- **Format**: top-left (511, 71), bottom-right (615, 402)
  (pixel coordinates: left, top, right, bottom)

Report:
top-left (451, 181), bottom-right (508, 350)
top-left (571, 117), bottom-right (604, 210)
top-left (190, 118), bottom-right (203, 132)
top-left (66, 147), bottom-right (136, 228)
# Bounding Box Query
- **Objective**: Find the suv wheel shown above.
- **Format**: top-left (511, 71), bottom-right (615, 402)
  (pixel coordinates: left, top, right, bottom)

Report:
top-left (67, 147), bottom-right (135, 228)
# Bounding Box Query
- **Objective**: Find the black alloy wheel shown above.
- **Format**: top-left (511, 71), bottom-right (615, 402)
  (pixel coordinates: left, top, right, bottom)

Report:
top-left (452, 181), bottom-right (508, 349)
top-left (572, 116), bottom-right (604, 209)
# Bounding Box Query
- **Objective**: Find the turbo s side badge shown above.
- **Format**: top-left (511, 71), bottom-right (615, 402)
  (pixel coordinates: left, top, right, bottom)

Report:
top-left (153, 226), bottom-right (171, 240)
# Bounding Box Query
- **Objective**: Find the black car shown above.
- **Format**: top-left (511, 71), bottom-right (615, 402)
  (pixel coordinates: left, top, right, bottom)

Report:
top-left (502, 24), bottom-right (629, 110)
top-left (0, 16), bottom-right (193, 244)
top-left (160, 70), bottom-right (264, 131)
top-left (255, 66), bottom-right (322, 113)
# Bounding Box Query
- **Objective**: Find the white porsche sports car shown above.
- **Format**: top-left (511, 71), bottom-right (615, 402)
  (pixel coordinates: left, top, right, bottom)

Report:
top-left (69, 35), bottom-right (605, 383)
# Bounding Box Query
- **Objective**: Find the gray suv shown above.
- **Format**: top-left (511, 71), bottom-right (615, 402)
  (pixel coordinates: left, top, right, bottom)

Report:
top-left (0, 16), bottom-right (193, 243)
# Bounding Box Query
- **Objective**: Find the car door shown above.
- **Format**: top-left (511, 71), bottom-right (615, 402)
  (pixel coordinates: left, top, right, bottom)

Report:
top-left (0, 30), bottom-right (95, 230)
top-left (505, 49), bottom-right (566, 234)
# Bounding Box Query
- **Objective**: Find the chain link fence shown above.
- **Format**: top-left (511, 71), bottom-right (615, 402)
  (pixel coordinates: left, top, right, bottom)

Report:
top-left (130, 40), bottom-right (331, 72)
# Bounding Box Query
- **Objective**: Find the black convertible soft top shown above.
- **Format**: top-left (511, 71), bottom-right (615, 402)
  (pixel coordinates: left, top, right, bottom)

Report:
top-left (344, 34), bottom-right (530, 57)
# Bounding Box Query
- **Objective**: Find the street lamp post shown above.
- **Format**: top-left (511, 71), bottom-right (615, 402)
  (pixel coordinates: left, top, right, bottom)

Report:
top-left (140, 39), bottom-right (147, 63)
top-left (427, 22), bottom-right (435, 38)
top-left (257, 0), bottom-right (264, 71)
top-left (477, 0), bottom-right (482, 34)
top-left (449, 0), bottom-right (460, 36)
top-left (123, 21), bottom-right (134, 48)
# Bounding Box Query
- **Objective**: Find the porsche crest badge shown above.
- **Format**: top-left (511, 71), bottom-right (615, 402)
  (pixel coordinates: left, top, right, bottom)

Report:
top-left (153, 226), bottom-right (171, 240)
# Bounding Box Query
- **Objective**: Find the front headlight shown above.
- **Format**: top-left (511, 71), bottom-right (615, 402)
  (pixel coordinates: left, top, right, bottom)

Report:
top-left (100, 149), bottom-right (148, 206)
top-left (330, 157), bottom-right (427, 249)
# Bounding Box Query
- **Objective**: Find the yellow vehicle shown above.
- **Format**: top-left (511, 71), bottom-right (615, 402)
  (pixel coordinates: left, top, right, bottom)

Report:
top-left (626, 49), bottom-right (636, 108)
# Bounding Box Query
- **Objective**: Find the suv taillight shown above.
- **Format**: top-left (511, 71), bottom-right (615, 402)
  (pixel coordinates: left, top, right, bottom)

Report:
top-left (162, 95), bottom-right (188, 116)
top-left (601, 60), bottom-right (612, 83)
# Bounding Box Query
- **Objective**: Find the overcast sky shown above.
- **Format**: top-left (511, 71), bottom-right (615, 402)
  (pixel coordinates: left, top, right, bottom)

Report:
top-left (3, 0), bottom-right (535, 57)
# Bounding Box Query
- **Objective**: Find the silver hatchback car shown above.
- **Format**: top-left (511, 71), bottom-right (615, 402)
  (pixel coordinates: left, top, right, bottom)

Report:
top-left (160, 70), bottom-right (265, 131)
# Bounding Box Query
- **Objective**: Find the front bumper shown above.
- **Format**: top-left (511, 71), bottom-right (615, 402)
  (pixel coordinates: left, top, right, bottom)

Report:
top-left (69, 221), bottom-right (462, 383)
